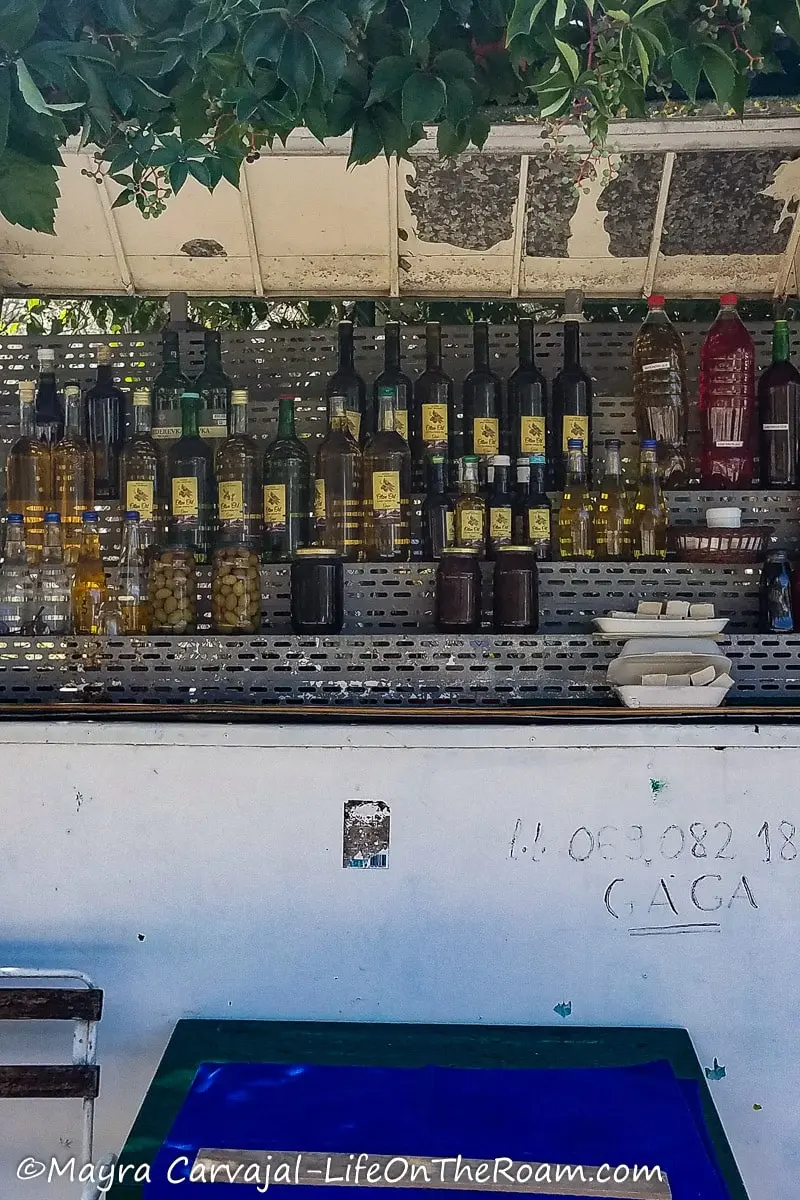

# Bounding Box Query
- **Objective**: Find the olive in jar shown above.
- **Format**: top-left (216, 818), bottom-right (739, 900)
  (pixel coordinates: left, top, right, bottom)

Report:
top-left (435, 547), bottom-right (482, 633)
top-left (148, 548), bottom-right (197, 634)
top-left (493, 545), bottom-right (538, 632)
top-left (211, 545), bottom-right (262, 634)
top-left (291, 548), bottom-right (344, 634)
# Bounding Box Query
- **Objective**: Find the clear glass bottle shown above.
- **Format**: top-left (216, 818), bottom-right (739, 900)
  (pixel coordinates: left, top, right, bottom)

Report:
top-left (215, 388), bottom-right (261, 552)
top-left (411, 323), bottom-right (454, 470)
top-left (53, 382), bottom-right (94, 567)
top-left (699, 294), bottom-right (757, 487)
top-left (454, 455), bottom-right (487, 557)
top-left (167, 391), bottom-right (215, 566)
top-left (34, 347), bottom-right (64, 446)
top-left (195, 330), bottom-right (231, 442)
top-left (508, 317), bottom-right (547, 466)
top-left (35, 513), bottom-right (72, 635)
top-left (151, 330), bottom-right (188, 450)
top-left (632, 295), bottom-right (689, 487)
top-left (362, 385), bottom-right (411, 562)
top-left (512, 454), bottom-right (551, 561)
top-left (71, 511), bottom-right (107, 635)
top-left (487, 454), bottom-right (513, 558)
top-left (421, 453), bottom-right (454, 560)
top-left (594, 438), bottom-right (631, 561)
top-left (263, 395), bottom-right (311, 562)
top-left (121, 389), bottom-right (161, 553)
top-left (115, 511), bottom-right (150, 633)
top-left (0, 514), bottom-right (36, 633)
top-left (552, 321), bottom-right (593, 489)
top-left (758, 317), bottom-right (800, 488)
top-left (326, 320), bottom-right (366, 444)
top-left (557, 438), bottom-right (594, 560)
top-left (463, 322), bottom-right (502, 480)
top-left (85, 345), bottom-right (126, 501)
top-left (6, 379), bottom-right (51, 562)
top-left (315, 394), bottom-right (362, 561)
top-left (632, 439), bottom-right (669, 561)
top-left (373, 323), bottom-right (412, 444)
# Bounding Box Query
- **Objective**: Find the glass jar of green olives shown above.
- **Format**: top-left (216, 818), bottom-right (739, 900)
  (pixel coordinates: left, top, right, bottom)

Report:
top-left (148, 547), bottom-right (197, 634)
top-left (211, 544), bottom-right (262, 634)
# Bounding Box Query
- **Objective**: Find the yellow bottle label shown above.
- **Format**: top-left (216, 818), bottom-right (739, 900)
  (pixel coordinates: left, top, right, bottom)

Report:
top-left (126, 480), bottom-right (154, 522)
top-left (394, 410), bottom-right (408, 441)
top-left (263, 483), bottom-right (287, 528)
top-left (562, 415), bottom-right (589, 453)
top-left (346, 410), bottom-right (361, 441)
top-left (219, 480), bottom-right (244, 521)
top-left (520, 415), bottom-right (546, 456)
top-left (198, 425), bottom-right (227, 440)
top-left (422, 403), bottom-right (448, 442)
top-left (171, 476), bottom-right (198, 517)
top-left (314, 478), bottom-right (326, 520)
top-left (529, 508), bottom-right (551, 540)
top-left (490, 506), bottom-right (512, 540)
top-left (473, 417), bottom-right (499, 456)
top-left (153, 426), bottom-right (182, 441)
top-left (372, 470), bottom-right (401, 514)
top-left (445, 509), bottom-right (455, 545)
top-left (459, 509), bottom-right (484, 541)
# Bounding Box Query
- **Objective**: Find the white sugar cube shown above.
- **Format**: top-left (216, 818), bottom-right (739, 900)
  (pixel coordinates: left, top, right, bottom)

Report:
top-left (665, 673), bottom-right (691, 687)
top-left (689, 603), bottom-right (716, 619)
top-left (636, 601), bottom-right (663, 617)
top-left (665, 601), bottom-right (690, 619)
top-left (690, 665), bottom-right (717, 687)
top-left (711, 673), bottom-right (735, 689)
top-left (641, 673), bottom-right (668, 686)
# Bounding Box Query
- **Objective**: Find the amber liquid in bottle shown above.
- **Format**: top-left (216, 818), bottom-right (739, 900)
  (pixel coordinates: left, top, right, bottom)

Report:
top-left (632, 440), bottom-right (669, 561)
top-left (557, 439), bottom-right (594, 560)
top-left (315, 395), bottom-right (363, 560)
top-left (71, 512), bottom-right (108, 634)
top-left (632, 296), bottom-right (689, 487)
top-left (53, 383), bottom-right (94, 566)
top-left (121, 389), bottom-right (161, 553)
top-left (454, 455), bottom-right (487, 558)
top-left (362, 386), bottom-right (411, 562)
top-left (593, 439), bottom-right (631, 561)
top-left (6, 380), bottom-right (51, 562)
top-left (215, 388), bottom-right (261, 551)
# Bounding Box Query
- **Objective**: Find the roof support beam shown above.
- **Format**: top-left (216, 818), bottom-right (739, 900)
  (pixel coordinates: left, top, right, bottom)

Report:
top-left (643, 151), bottom-right (675, 298)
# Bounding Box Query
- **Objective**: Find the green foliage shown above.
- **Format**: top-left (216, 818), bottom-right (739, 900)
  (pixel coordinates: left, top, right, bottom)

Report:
top-left (0, 0), bottom-right (795, 234)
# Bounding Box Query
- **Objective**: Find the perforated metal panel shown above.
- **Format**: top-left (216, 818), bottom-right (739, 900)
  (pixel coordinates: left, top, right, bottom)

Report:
top-left (0, 634), bottom-right (795, 707)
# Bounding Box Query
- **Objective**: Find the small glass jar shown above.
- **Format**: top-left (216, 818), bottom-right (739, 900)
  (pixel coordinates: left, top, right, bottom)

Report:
top-left (435, 547), bottom-right (482, 633)
top-left (211, 544), bottom-right (262, 634)
top-left (493, 545), bottom-right (539, 632)
top-left (148, 547), bottom-right (197, 634)
top-left (291, 549), bottom-right (344, 634)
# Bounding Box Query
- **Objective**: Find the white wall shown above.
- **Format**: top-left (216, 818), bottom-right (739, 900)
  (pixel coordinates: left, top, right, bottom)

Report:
top-left (0, 721), bottom-right (796, 1198)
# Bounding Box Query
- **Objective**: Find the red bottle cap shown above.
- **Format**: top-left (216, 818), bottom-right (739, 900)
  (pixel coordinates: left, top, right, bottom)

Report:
top-left (647, 294), bottom-right (665, 307)
top-left (720, 293), bottom-right (738, 306)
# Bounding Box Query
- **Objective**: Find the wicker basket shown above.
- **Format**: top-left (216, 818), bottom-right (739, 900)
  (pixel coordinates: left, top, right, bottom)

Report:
top-left (668, 525), bottom-right (774, 564)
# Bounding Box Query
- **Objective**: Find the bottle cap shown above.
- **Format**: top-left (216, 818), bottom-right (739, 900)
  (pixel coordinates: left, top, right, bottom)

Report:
top-left (491, 455), bottom-right (511, 466)
top-left (530, 454), bottom-right (546, 465)
top-left (82, 511), bottom-right (98, 523)
top-left (641, 439), bottom-right (657, 450)
top-left (7, 513), bottom-right (23, 524)
top-left (429, 453), bottom-right (446, 464)
top-left (720, 293), bottom-right (738, 306)
top-left (605, 438), bottom-right (621, 448)
top-left (181, 391), bottom-right (200, 399)
top-left (462, 454), bottom-right (479, 463)
top-left (566, 438), bottom-right (584, 450)
top-left (516, 456), bottom-right (531, 466)
top-left (133, 389), bottom-right (150, 406)
top-left (37, 347), bottom-right (55, 363)
top-left (124, 511), bottom-right (140, 521)
top-left (647, 294), bottom-right (665, 308)
top-left (44, 512), bottom-right (60, 523)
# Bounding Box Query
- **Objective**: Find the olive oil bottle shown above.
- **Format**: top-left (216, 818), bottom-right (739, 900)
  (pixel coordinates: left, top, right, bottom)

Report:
top-left (557, 438), bottom-right (594, 560)
top-left (167, 391), bottom-right (215, 565)
top-left (454, 455), bottom-right (486, 557)
top-left (594, 438), bottom-right (631, 561)
top-left (632, 439), bottom-right (669, 561)
top-left (121, 389), bottom-right (161, 552)
top-left (362, 385), bottom-right (411, 562)
top-left (215, 388), bottom-right (261, 551)
top-left (315, 395), bottom-right (363, 561)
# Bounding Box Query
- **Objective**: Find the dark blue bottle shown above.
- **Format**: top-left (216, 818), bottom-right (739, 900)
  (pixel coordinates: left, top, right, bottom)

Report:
top-left (760, 551), bottom-right (794, 632)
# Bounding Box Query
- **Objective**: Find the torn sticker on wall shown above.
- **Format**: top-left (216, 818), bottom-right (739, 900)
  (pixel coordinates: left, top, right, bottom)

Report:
top-left (343, 800), bottom-right (390, 869)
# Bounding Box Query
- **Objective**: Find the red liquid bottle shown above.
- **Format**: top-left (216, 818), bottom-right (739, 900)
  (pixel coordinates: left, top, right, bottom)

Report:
top-left (699, 293), bottom-right (756, 487)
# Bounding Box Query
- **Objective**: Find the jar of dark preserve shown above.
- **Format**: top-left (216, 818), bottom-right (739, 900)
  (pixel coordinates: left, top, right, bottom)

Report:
top-left (493, 545), bottom-right (539, 632)
top-left (435, 547), bottom-right (482, 633)
top-left (291, 548), bottom-right (344, 634)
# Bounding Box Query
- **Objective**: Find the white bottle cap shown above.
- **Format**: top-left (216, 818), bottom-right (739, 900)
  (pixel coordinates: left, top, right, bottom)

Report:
top-left (706, 507), bottom-right (742, 529)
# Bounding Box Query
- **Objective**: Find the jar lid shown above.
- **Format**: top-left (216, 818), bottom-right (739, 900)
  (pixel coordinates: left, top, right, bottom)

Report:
top-left (294, 547), bottom-right (340, 558)
top-left (441, 546), bottom-right (480, 555)
top-left (495, 544), bottom-right (536, 553)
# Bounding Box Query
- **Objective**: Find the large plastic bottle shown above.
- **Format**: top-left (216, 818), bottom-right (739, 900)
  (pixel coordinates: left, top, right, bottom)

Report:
top-left (699, 294), bottom-right (756, 488)
top-left (632, 295), bottom-right (689, 487)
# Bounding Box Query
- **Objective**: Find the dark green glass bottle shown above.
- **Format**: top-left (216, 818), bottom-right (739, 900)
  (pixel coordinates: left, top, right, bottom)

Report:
top-left (372, 323), bottom-right (412, 446)
top-left (263, 395), bottom-right (311, 562)
top-left (325, 321), bottom-right (367, 445)
top-left (195, 330), bottom-right (232, 443)
top-left (167, 391), bottom-right (215, 565)
top-left (152, 331), bottom-right (188, 451)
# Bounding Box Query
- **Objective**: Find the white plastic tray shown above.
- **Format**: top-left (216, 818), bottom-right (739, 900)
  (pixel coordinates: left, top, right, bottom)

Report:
top-left (593, 617), bottom-right (729, 637)
top-left (612, 683), bottom-right (732, 709)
